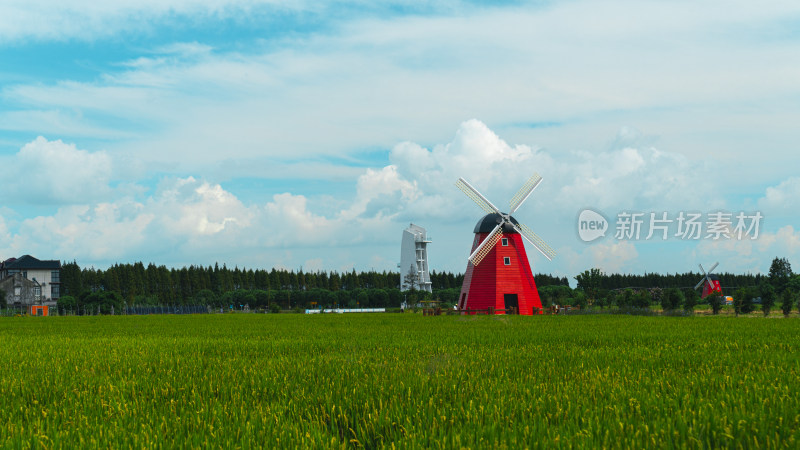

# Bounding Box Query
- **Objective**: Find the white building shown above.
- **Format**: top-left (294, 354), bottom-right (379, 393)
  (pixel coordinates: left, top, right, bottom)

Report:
top-left (399, 224), bottom-right (432, 293)
top-left (0, 255), bottom-right (61, 305)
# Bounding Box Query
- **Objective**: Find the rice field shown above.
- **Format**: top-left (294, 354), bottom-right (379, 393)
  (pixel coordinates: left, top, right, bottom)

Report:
top-left (0, 314), bottom-right (798, 448)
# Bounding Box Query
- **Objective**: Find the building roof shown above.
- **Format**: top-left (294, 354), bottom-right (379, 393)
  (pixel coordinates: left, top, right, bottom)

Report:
top-left (1, 255), bottom-right (61, 270)
top-left (473, 213), bottom-right (520, 233)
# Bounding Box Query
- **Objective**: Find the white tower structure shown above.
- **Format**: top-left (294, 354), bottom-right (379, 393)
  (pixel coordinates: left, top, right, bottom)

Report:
top-left (399, 223), bottom-right (433, 293)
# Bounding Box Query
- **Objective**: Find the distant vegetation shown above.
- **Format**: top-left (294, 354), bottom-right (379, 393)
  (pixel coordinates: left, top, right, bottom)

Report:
top-left (58, 260), bottom-right (568, 312)
top-left (563, 257), bottom-right (798, 315)
top-left (56, 257), bottom-right (799, 316)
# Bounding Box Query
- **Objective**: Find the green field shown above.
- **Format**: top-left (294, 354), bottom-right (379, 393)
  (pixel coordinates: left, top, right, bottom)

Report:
top-left (1, 314), bottom-right (798, 448)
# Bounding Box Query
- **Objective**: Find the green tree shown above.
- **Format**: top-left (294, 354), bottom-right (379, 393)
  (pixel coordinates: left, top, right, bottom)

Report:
top-left (193, 289), bottom-right (218, 306)
top-left (571, 290), bottom-right (588, 309)
top-left (683, 289), bottom-right (699, 313)
top-left (768, 257), bottom-right (793, 293)
top-left (83, 291), bottom-right (123, 314)
top-left (707, 293), bottom-right (723, 315)
top-left (370, 289), bottom-right (389, 308)
top-left (328, 272), bottom-right (341, 291)
top-left (616, 289), bottom-right (634, 309)
top-left (632, 290), bottom-right (651, 309)
top-left (650, 288), bottom-right (663, 309)
top-left (797, 292), bottom-right (800, 316)
top-left (788, 274), bottom-right (800, 294)
top-left (741, 287), bottom-right (756, 314)
top-left (780, 289), bottom-right (794, 317)
top-left (673, 289), bottom-right (685, 312)
top-left (387, 289), bottom-right (402, 308)
top-left (402, 265), bottom-right (421, 309)
top-left (60, 261), bottom-right (83, 296)
top-left (434, 288), bottom-right (460, 306)
top-left (593, 289), bottom-right (611, 308)
top-left (356, 290), bottom-right (369, 308)
top-left (336, 290), bottom-right (350, 308)
top-left (760, 282), bottom-right (776, 316)
top-left (538, 285), bottom-right (573, 308)
top-left (57, 295), bottom-right (77, 312)
top-left (252, 290), bottom-right (271, 308)
top-left (733, 287), bottom-right (747, 317)
top-left (133, 294), bottom-right (158, 306)
top-left (661, 288), bottom-right (682, 312)
top-left (574, 268), bottom-right (603, 302)
top-left (402, 265), bottom-right (420, 291)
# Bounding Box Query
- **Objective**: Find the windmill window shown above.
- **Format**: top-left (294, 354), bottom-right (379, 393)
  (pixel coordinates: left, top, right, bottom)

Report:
top-left (503, 257), bottom-right (511, 265)
top-left (501, 238), bottom-right (509, 246)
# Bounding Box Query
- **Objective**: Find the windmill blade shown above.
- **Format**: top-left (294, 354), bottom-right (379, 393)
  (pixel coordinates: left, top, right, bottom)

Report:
top-left (456, 178), bottom-right (501, 215)
top-left (512, 222), bottom-right (556, 261)
top-left (468, 224), bottom-right (503, 266)
top-left (694, 279), bottom-right (705, 290)
top-left (698, 263), bottom-right (706, 275)
top-left (707, 262), bottom-right (719, 274)
top-left (508, 173), bottom-right (543, 214)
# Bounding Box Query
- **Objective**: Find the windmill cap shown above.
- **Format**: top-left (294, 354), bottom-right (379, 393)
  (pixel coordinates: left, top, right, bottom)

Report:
top-left (474, 213), bottom-right (520, 233)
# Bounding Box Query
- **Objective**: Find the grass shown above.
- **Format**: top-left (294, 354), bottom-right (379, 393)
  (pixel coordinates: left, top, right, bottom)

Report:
top-left (0, 314), bottom-right (798, 448)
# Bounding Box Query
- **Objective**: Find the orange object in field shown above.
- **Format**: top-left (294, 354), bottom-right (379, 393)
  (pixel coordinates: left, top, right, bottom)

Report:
top-left (29, 305), bottom-right (49, 316)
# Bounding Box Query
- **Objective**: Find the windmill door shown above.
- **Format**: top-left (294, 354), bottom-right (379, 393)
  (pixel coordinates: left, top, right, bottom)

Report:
top-left (503, 294), bottom-right (518, 314)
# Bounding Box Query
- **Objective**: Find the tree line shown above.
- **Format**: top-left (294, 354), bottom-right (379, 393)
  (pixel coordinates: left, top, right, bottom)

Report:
top-left (561, 258), bottom-right (800, 316)
top-left (53, 258), bottom-right (799, 316)
top-left (574, 270), bottom-right (764, 291)
top-left (57, 261), bottom-right (569, 312)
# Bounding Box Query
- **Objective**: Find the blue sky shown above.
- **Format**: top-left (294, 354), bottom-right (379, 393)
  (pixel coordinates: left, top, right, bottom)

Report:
top-left (1, 0), bottom-right (800, 280)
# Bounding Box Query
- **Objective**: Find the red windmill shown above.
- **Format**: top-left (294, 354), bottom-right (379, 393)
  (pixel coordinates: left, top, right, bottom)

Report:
top-left (455, 174), bottom-right (556, 315)
top-left (694, 262), bottom-right (722, 298)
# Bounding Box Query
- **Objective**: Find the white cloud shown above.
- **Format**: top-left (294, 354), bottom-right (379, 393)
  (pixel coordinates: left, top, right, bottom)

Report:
top-left (3, 0), bottom-right (800, 179)
top-left (588, 240), bottom-right (639, 274)
top-left (308, 120), bottom-right (727, 273)
top-left (344, 166), bottom-right (419, 220)
top-left (695, 225), bottom-right (800, 274)
top-left (0, 120), bottom-right (793, 277)
top-left (2, 1), bottom-right (799, 277)
top-left (0, 174), bottom-right (394, 267)
top-left (8, 201), bottom-right (154, 261)
top-left (0, 137), bottom-right (113, 204)
top-left (758, 177), bottom-right (800, 213)
top-left (152, 176), bottom-right (250, 237)
top-left (559, 240), bottom-right (639, 276)
top-left (374, 121), bottom-right (719, 227)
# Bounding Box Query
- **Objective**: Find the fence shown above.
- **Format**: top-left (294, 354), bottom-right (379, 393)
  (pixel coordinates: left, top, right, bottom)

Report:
top-left (1, 305), bottom-right (209, 316)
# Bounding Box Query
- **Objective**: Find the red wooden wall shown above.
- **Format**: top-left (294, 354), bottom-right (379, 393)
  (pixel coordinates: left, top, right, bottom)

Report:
top-left (701, 279), bottom-right (722, 299)
top-left (459, 232), bottom-right (543, 315)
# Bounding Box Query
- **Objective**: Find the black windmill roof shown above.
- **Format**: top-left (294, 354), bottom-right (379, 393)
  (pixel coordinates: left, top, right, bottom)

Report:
top-left (2, 255), bottom-right (61, 270)
top-left (474, 213), bottom-right (520, 233)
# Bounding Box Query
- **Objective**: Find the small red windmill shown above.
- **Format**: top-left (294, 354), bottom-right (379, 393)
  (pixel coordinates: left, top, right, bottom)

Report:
top-left (694, 262), bottom-right (722, 298)
top-left (455, 174), bottom-right (555, 315)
